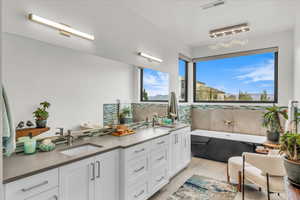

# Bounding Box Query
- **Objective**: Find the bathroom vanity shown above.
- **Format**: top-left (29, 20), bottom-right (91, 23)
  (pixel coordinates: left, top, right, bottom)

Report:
top-left (3, 125), bottom-right (191, 200)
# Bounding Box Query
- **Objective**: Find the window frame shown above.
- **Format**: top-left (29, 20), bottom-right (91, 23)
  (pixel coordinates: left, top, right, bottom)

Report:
top-left (179, 58), bottom-right (189, 103)
top-left (140, 68), bottom-right (169, 102)
top-left (193, 48), bottom-right (279, 103)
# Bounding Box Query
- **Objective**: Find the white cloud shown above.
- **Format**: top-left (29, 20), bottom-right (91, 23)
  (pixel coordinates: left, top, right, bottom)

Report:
top-left (235, 59), bottom-right (274, 83)
top-left (143, 71), bottom-right (169, 96)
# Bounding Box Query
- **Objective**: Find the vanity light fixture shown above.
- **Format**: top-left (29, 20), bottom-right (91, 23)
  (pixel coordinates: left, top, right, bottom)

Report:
top-left (201, 0), bottom-right (225, 10)
top-left (138, 52), bottom-right (163, 63)
top-left (209, 23), bottom-right (250, 38)
top-left (28, 14), bottom-right (95, 41)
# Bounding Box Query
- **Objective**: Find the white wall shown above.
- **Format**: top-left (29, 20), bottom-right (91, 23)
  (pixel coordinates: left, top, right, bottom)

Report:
top-left (2, 0), bottom-right (193, 133)
top-left (191, 31), bottom-right (294, 106)
top-left (294, 3), bottom-right (300, 101)
top-left (3, 0), bottom-right (190, 100)
top-left (3, 33), bottom-right (134, 131)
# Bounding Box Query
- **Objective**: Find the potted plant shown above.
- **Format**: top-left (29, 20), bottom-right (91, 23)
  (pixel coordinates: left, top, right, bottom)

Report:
top-left (262, 105), bottom-right (288, 143)
top-left (119, 106), bottom-right (131, 124)
top-left (33, 101), bottom-right (51, 128)
top-left (280, 133), bottom-right (300, 186)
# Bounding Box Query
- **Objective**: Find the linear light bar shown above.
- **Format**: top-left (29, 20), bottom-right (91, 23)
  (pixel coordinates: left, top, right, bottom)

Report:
top-left (209, 23), bottom-right (250, 38)
top-left (201, 0), bottom-right (225, 10)
top-left (28, 14), bottom-right (95, 41)
top-left (138, 52), bottom-right (163, 63)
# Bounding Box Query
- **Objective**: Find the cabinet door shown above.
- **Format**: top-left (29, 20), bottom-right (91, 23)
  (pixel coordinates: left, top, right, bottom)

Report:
top-left (60, 157), bottom-right (94, 200)
top-left (94, 150), bottom-right (119, 200)
top-left (26, 187), bottom-right (59, 200)
top-left (182, 132), bottom-right (191, 166)
top-left (169, 132), bottom-right (182, 177)
top-left (175, 133), bottom-right (183, 173)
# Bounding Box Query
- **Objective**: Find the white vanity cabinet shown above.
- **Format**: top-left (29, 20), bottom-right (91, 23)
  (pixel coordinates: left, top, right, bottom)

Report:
top-left (169, 127), bottom-right (191, 178)
top-left (59, 149), bottom-right (119, 200)
top-left (59, 157), bottom-right (94, 200)
top-left (120, 135), bottom-right (170, 200)
top-left (94, 150), bottom-right (119, 200)
top-left (4, 168), bottom-right (59, 200)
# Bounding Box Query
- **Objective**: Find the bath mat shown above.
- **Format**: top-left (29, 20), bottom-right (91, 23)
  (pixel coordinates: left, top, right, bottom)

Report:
top-left (167, 175), bottom-right (237, 200)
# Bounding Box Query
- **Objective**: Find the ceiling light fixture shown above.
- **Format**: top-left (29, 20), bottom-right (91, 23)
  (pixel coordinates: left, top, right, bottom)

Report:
top-left (138, 52), bottom-right (163, 63)
top-left (28, 14), bottom-right (95, 41)
top-left (209, 23), bottom-right (250, 38)
top-left (201, 0), bottom-right (225, 10)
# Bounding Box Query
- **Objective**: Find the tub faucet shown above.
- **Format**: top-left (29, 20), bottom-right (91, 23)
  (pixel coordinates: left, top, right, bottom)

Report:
top-left (224, 120), bottom-right (234, 126)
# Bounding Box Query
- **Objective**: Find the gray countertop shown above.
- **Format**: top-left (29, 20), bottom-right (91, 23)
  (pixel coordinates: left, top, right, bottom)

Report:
top-left (3, 124), bottom-right (189, 184)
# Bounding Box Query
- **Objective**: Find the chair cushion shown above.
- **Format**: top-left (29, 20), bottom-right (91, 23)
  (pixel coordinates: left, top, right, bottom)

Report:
top-left (228, 157), bottom-right (250, 181)
top-left (245, 165), bottom-right (285, 193)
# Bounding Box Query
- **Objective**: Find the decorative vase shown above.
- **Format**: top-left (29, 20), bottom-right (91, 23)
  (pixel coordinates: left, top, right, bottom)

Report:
top-left (36, 120), bottom-right (47, 128)
top-left (284, 157), bottom-right (300, 187)
top-left (266, 130), bottom-right (280, 143)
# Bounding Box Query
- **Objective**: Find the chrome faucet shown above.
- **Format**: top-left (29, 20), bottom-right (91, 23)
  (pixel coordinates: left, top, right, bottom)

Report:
top-left (66, 130), bottom-right (74, 146)
top-left (152, 114), bottom-right (158, 127)
top-left (55, 128), bottom-right (64, 136)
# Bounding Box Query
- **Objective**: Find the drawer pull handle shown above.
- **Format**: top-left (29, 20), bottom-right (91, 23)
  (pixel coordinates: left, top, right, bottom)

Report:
top-left (134, 148), bottom-right (145, 154)
top-left (91, 162), bottom-right (95, 181)
top-left (157, 141), bottom-right (165, 145)
top-left (21, 180), bottom-right (49, 192)
top-left (134, 166), bottom-right (145, 173)
top-left (134, 189), bottom-right (144, 198)
top-left (157, 156), bottom-right (164, 161)
top-left (96, 161), bottom-right (101, 178)
top-left (156, 176), bottom-right (164, 183)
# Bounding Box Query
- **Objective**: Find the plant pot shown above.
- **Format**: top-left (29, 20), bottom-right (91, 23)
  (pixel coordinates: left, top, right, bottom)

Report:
top-left (119, 118), bottom-right (125, 125)
top-left (36, 120), bottom-right (47, 128)
top-left (266, 131), bottom-right (280, 143)
top-left (284, 157), bottom-right (300, 187)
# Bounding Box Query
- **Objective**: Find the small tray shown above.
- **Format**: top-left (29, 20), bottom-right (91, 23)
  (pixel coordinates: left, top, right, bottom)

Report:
top-left (112, 130), bottom-right (135, 137)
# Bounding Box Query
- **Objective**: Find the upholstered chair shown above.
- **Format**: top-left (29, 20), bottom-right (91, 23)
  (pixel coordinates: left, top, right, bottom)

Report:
top-left (242, 152), bottom-right (286, 200)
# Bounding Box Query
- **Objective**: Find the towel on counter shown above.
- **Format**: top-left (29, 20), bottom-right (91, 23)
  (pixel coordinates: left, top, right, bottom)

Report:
top-left (2, 86), bottom-right (16, 156)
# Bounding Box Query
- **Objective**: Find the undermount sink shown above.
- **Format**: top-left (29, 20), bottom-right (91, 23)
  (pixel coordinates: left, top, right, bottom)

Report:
top-left (60, 144), bottom-right (102, 156)
top-left (159, 124), bottom-right (176, 128)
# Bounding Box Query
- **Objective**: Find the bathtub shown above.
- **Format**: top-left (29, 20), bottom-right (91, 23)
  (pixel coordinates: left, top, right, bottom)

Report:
top-left (191, 130), bottom-right (266, 162)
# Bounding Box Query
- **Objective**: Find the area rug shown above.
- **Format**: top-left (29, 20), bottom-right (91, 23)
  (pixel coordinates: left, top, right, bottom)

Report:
top-left (167, 175), bottom-right (238, 200)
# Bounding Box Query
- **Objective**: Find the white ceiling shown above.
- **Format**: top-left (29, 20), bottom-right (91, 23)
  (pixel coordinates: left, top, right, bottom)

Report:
top-left (122, 0), bottom-right (298, 47)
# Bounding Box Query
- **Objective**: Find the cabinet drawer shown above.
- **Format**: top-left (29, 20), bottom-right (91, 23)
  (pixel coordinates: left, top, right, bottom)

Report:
top-left (25, 187), bottom-right (59, 200)
top-left (126, 156), bottom-right (148, 183)
top-left (150, 167), bottom-right (168, 195)
top-left (5, 169), bottom-right (59, 200)
top-left (124, 142), bottom-right (149, 161)
top-left (150, 148), bottom-right (168, 169)
top-left (127, 181), bottom-right (148, 200)
top-left (151, 136), bottom-right (169, 150)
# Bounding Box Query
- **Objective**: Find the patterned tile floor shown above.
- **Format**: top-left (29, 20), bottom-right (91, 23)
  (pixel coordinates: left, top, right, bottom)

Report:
top-left (149, 157), bottom-right (286, 200)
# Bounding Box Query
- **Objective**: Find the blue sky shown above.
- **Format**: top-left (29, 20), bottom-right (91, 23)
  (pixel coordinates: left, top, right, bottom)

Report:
top-left (143, 68), bottom-right (169, 96)
top-left (179, 59), bottom-right (186, 77)
top-left (195, 52), bottom-right (275, 95)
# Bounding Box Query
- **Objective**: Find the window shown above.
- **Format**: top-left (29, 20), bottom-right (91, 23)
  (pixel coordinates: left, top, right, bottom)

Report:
top-left (193, 48), bottom-right (278, 103)
top-left (140, 68), bottom-right (169, 102)
top-left (179, 59), bottom-right (188, 102)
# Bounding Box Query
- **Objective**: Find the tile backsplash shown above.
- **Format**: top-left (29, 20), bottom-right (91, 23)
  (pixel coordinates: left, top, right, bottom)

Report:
top-left (103, 104), bottom-right (118, 126)
top-left (103, 103), bottom-right (192, 125)
top-left (103, 103), bottom-right (284, 136)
